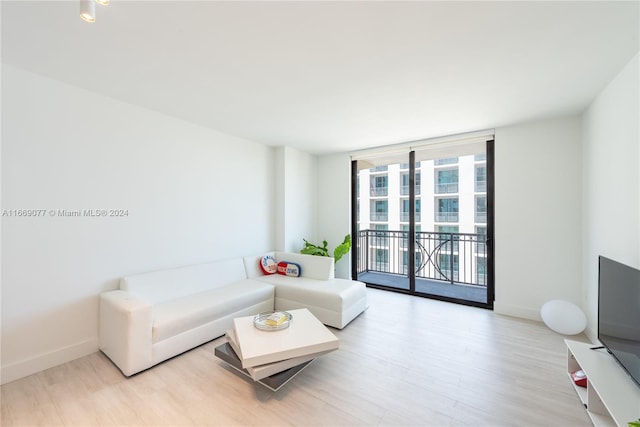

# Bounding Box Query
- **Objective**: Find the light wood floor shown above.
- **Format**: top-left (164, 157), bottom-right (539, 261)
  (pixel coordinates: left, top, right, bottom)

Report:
top-left (1, 288), bottom-right (592, 426)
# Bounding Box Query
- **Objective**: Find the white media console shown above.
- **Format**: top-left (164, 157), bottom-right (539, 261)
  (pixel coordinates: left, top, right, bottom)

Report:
top-left (565, 340), bottom-right (640, 426)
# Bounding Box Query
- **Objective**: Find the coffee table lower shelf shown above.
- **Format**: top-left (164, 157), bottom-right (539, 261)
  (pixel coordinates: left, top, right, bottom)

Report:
top-left (214, 343), bottom-right (314, 391)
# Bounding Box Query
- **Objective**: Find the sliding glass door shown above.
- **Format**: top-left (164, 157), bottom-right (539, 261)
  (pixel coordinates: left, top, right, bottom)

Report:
top-left (351, 139), bottom-right (494, 309)
top-left (354, 160), bottom-right (410, 291)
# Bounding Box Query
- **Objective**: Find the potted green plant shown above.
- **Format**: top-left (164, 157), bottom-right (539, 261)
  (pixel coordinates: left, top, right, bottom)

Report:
top-left (300, 234), bottom-right (351, 264)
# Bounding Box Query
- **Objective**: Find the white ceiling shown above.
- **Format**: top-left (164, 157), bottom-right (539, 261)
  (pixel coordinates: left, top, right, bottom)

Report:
top-left (2, 1), bottom-right (639, 154)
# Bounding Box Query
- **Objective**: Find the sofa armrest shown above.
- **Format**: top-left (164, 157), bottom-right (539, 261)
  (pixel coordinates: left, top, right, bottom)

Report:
top-left (99, 290), bottom-right (153, 376)
top-left (275, 252), bottom-right (335, 281)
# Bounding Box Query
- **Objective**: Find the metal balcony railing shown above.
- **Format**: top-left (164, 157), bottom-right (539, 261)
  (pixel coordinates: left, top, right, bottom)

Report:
top-left (357, 229), bottom-right (487, 286)
top-left (400, 185), bottom-right (421, 196)
top-left (400, 162), bottom-right (421, 169)
top-left (400, 212), bottom-right (421, 222)
top-left (434, 158), bottom-right (458, 166)
top-left (370, 212), bottom-right (388, 221)
top-left (435, 212), bottom-right (459, 222)
top-left (435, 182), bottom-right (459, 194)
top-left (370, 187), bottom-right (389, 197)
top-left (370, 166), bottom-right (388, 172)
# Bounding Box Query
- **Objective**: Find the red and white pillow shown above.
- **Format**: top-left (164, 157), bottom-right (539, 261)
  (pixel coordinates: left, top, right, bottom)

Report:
top-left (277, 261), bottom-right (302, 277)
top-left (259, 255), bottom-right (278, 275)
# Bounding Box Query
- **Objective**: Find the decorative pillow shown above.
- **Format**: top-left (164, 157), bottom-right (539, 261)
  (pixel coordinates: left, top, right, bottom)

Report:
top-left (259, 255), bottom-right (278, 275)
top-left (277, 261), bottom-right (302, 277)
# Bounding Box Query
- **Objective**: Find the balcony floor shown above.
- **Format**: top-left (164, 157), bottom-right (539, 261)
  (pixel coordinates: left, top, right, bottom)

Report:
top-left (357, 271), bottom-right (488, 304)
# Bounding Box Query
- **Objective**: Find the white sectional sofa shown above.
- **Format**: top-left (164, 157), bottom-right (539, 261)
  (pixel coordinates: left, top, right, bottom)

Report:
top-left (100, 252), bottom-right (367, 377)
top-left (244, 252), bottom-right (368, 329)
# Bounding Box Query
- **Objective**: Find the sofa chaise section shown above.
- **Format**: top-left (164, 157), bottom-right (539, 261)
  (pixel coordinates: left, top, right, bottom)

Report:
top-left (244, 252), bottom-right (368, 329)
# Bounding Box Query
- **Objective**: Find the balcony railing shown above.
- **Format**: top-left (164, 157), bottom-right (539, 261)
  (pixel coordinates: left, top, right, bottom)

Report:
top-left (370, 187), bottom-right (389, 197)
top-left (435, 212), bottom-right (459, 222)
top-left (357, 229), bottom-right (487, 286)
top-left (435, 182), bottom-right (459, 194)
top-left (434, 158), bottom-right (458, 166)
top-left (400, 162), bottom-right (421, 169)
top-left (475, 211), bottom-right (487, 223)
top-left (370, 165), bottom-right (388, 172)
top-left (475, 180), bottom-right (487, 192)
top-left (400, 185), bottom-right (421, 196)
top-left (400, 212), bottom-right (421, 222)
top-left (370, 212), bottom-right (388, 221)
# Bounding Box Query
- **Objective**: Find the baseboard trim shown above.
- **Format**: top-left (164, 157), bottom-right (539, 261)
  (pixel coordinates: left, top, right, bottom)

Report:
top-left (1, 338), bottom-right (98, 385)
top-left (493, 301), bottom-right (541, 322)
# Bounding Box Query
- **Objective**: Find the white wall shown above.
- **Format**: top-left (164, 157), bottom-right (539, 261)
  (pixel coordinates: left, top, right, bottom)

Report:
top-left (316, 153), bottom-right (352, 279)
top-left (494, 116), bottom-right (583, 320)
top-left (582, 52), bottom-right (640, 342)
top-left (1, 65), bottom-right (275, 384)
top-left (274, 146), bottom-right (316, 253)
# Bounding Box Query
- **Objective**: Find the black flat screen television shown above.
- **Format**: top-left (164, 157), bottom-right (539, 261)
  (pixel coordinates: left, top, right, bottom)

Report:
top-left (598, 255), bottom-right (640, 388)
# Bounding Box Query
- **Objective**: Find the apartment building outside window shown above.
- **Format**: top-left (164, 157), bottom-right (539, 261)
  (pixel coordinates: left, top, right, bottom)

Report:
top-left (400, 198), bottom-right (421, 222)
top-left (402, 224), bottom-right (421, 232)
top-left (370, 200), bottom-right (388, 221)
top-left (400, 162), bottom-right (421, 169)
top-left (475, 164), bottom-right (487, 192)
top-left (475, 225), bottom-right (488, 285)
top-left (370, 175), bottom-right (388, 197)
top-left (476, 257), bottom-right (487, 285)
top-left (434, 157), bottom-right (458, 166)
top-left (375, 248), bottom-right (389, 270)
top-left (476, 226), bottom-right (487, 252)
top-left (435, 197), bottom-right (458, 222)
top-left (402, 250), bottom-right (423, 275)
top-left (373, 224), bottom-right (388, 246)
top-left (438, 225), bottom-right (459, 234)
top-left (439, 254), bottom-right (459, 280)
top-left (438, 225), bottom-right (459, 251)
top-left (400, 172), bottom-right (421, 195)
top-left (435, 169), bottom-right (459, 194)
top-left (475, 196), bottom-right (487, 223)
top-left (402, 221), bottom-right (424, 274)
top-left (400, 224), bottom-right (420, 249)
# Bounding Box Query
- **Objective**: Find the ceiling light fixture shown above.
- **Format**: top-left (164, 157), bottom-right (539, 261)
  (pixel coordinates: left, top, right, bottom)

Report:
top-left (80, 0), bottom-right (108, 23)
top-left (80, 0), bottom-right (95, 23)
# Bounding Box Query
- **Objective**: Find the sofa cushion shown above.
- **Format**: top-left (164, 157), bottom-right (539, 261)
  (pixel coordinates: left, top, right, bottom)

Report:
top-left (121, 258), bottom-right (248, 305)
top-left (256, 275), bottom-right (365, 310)
top-left (152, 280), bottom-right (274, 343)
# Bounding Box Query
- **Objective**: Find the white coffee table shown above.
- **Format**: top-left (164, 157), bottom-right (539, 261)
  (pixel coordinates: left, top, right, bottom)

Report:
top-left (215, 308), bottom-right (339, 391)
